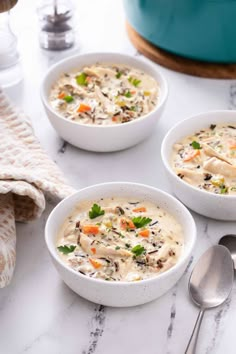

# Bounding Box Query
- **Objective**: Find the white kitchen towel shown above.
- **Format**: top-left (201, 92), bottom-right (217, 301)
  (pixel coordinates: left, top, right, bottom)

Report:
top-left (0, 89), bottom-right (76, 287)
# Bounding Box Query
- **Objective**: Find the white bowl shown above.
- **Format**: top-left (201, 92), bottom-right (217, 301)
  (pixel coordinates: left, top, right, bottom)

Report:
top-left (41, 52), bottom-right (168, 152)
top-left (45, 182), bottom-right (196, 307)
top-left (161, 110), bottom-right (236, 220)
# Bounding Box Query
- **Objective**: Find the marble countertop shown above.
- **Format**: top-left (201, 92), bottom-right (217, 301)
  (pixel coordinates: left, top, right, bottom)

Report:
top-left (1, 1), bottom-right (236, 353)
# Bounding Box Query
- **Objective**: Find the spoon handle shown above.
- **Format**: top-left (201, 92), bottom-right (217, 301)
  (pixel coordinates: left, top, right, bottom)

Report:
top-left (185, 309), bottom-right (204, 354)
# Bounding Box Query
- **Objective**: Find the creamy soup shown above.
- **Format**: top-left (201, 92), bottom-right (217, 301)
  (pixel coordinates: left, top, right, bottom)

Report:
top-left (56, 197), bottom-right (183, 282)
top-left (171, 124), bottom-right (236, 195)
top-left (49, 63), bottom-right (159, 125)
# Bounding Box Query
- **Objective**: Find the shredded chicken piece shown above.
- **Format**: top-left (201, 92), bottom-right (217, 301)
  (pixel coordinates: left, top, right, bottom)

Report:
top-left (203, 157), bottom-right (236, 178)
top-left (176, 168), bottom-right (204, 185)
top-left (202, 143), bottom-right (232, 165)
top-left (80, 233), bottom-right (132, 258)
top-left (83, 66), bottom-right (115, 78)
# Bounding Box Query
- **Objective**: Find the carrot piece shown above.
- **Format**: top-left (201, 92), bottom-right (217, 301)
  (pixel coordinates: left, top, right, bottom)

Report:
top-left (229, 144), bottom-right (236, 150)
top-left (58, 92), bottom-right (65, 99)
top-left (130, 90), bottom-right (136, 94)
top-left (112, 116), bottom-right (118, 122)
top-left (82, 225), bottom-right (99, 234)
top-left (85, 76), bottom-right (91, 83)
top-left (183, 149), bottom-right (200, 162)
top-left (91, 247), bottom-right (96, 254)
top-left (128, 220), bottom-right (135, 229)
top-left (120, 218), bottom-right (135, 230)
top-left (120, 219), bottom-right (127, 229)
top-left (77, 103), bottom-right (91, 113)
top-left (133, 207), bottom-right (147, 212)
top-left (139, 229), bottom-right (149, 237)
top-left (89, 258), bottom-right (102, 269)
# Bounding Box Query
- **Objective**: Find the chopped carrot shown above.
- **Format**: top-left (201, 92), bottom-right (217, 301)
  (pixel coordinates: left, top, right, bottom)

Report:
top-left (91, 247), bottom-right (96, 254)
top-left (77, 103), bottom-right (91, 113)
top-left (120, 218), bottom-right (135, 230)
top-left (112, 116), bottom-right (117, 122)
top-left (85, 76), bottom-right (91, 83)
top-left (58, 92), bottom-right (65, 99)
top-left (139, 229), bottom-right (149, 237)
top-left (89, 258), bottom-right (102, 269)
top-left (82, 225), bottom-right (99, 234)
top-left (229, 144), bottom-right (236, 150)
top-left (128, 220), bottom-right (135, 229)
top-left (130, 90), bottom-right (136, 94)
top-left (120, 219), bottom-right (126, 229)
top-left (133, 207), bottom-right (147, 213)
top-left (183, 149), bottom-right (200, 162)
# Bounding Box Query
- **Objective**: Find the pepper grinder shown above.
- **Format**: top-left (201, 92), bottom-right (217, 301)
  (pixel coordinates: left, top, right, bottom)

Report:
top-left (37, 0), bottom-right (75, 50)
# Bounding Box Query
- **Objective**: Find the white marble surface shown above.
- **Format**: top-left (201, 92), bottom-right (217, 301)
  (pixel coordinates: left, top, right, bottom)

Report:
top-left (1, 1), bottom-right (236, 353)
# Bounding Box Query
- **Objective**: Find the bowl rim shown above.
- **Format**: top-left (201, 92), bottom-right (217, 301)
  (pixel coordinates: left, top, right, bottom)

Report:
top-left (45, 181), bottom-right (196, 287)
top-left (161, 110), bottom-right (236, 199)
top-left (40, 51), bottom-right (168, 129)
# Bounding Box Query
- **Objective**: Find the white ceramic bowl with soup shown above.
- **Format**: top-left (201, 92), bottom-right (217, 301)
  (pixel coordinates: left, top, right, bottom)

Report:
top-left (161, 110), bottom-right (236, 220)
top-left (45, 182), bottom-right (196, 307)
top-left (41, 52), bottom-right (168, 152)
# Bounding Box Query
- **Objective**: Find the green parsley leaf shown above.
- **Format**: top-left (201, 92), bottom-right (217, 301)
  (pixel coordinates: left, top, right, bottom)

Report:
top-left (116, 71), bottom-right (122, 79)
top-left (131, 244), bottom-right (146, 256)
top-left (89, 203), bottom-right (105, 219)
top-left (76, 72), bottom-right (88, 86)
top-left (63, 95), bottom-right (74, 103)
top-left (190, 141), bottom-right (202, 150)
top-left (132, 216), bottom-right (152, 228)
top-left (125, 243), bottom-right (131, 248)
top-left (231, 186), bottom-right (236, 191)
top-left (130, 106), bottom-right (137, 111)
top-left (210, 124), bottom-right (216, 130)
top-left (128, 76), bottom-right (141, 87)
top-left (115, 246), bottom-right (121, 250)
top-left (133, 79), bottom-right (141, 87)
top-left (220, 184), bottom-right (228, 194)
top-left (57, 245), bottom-right (76, 254)
top-left (124, 90), bottom-right (132, 98)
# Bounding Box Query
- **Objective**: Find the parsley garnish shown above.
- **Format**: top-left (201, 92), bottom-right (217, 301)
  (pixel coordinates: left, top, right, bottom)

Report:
top-left (124, 90), bottom-right (132, 98)
top-left (128, 77), bottom-right (141, 87)
top-left (76, 72), bottom-right (88, 86)
top-left (220, 185), bottom-right (228, 194)
top-left (130, 106), bottom-right (137, 111)
top-left (116, 71), bottom-right (122, 79)
top-left (57, 245), bottom-right (76, 254)
top-left (89, 204), bottom-right (105, 219)
top-left (63, 95), bottom-right (74, 103)
top-left (125, 243), bottom-right (131, 248)
top-left (132, 216), bottom-right (152, 228)
top-left (131, 245), bottom-right (146, 256)
top-left (210, 124), bottom-right (216, 130)
top-left (115, 246), bottom-right (121, 250)
top-left (190, 141), bottom-right (202, 150)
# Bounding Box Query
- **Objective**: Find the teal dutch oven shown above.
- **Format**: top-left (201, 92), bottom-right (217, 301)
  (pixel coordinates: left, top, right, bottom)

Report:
top-left (123, 0), bottom-right (236, 63)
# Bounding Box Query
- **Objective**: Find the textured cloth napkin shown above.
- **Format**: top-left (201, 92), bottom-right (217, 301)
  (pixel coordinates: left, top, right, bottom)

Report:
top-left (0, 89), bottom-right (76, 288)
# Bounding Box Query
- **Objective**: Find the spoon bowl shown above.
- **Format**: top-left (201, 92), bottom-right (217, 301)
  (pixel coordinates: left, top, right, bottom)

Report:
top-left (219, 235), bottom-right (236, 269)
top-left (185, 245), bottom-right (234, 354)
top-left (189, 245), bottom-right (234, 308)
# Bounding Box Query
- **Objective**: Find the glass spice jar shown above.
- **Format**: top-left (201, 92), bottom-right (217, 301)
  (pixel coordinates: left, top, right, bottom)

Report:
top-left (0, 0), bottom-right (22, 87)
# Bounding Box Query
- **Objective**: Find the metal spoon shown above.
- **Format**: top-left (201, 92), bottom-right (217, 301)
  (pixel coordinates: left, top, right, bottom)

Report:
top-left (185, 245), bottom-right (234, 354)
top-left (219, 235), bottom-right (236, 269)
